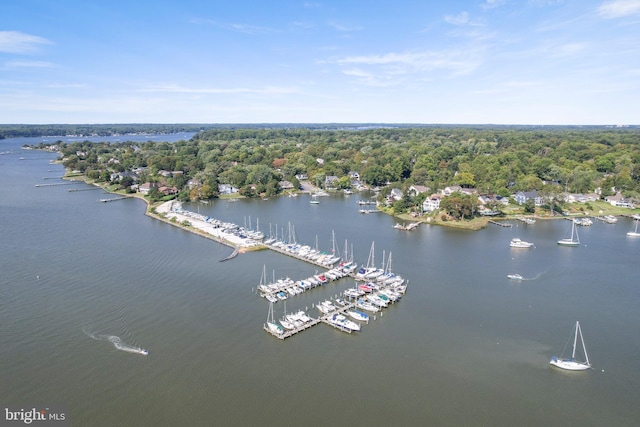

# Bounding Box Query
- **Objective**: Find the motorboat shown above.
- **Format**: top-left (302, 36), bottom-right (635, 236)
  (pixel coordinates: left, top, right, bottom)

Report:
top-left (507, 273), bottom-right (523, 280)
top-left (510, 238), bottom-right (534, 248)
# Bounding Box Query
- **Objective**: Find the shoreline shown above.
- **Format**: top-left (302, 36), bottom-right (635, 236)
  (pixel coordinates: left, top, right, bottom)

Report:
top-left (62, 171), bottom-right (639, 235)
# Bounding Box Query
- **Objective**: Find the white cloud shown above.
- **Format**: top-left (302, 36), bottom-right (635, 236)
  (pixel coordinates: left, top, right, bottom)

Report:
top-left (444, 12), bottom-right (470, 26)
top-left (597, 0), bottom-right (640, 18)
top-left (481, 0), bottom-right (506, 9)
top-left (328, 21), bottom-right (363, 32)
top-left (4, 60), bottom-right (53, 68)
top-left (0, 31), bottom-right (52, 54)
top-left (139, 84), bottom-right (296, 95)
top-left (190, 19), bottom-right (276, 34)
top-left (331, 50), bottom-right (481, 76)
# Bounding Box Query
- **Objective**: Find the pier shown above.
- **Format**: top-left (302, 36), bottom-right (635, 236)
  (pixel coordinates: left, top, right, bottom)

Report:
top-left (488, 220), bottom-right (512, 227)
top-left (219, 248), bottom-right (239, 262)
top-left (68, 187), bottom-right (102, 192)
top-left (35, 181), bottom-right (81, 187)
top-left (99, 196), bottom-right (130, 202)
top-left (359, 209), bottom-right (380, 214)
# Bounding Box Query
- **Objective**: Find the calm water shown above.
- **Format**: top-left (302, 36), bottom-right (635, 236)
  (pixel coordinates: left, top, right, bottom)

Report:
top-left (1, 136), bottom-right (639, 426)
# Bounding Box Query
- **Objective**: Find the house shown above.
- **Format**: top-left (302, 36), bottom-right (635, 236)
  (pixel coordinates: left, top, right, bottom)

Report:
top-left (422, 194), bottom-right (443, 212)
top-left (409, 185), bottom-right (429, 196)
top-left (478, 194), bottom-right (509, 206)
top-left (279, 180), bottom-right (294, 190)
top-left (218, 184), bottom-right (238, 195)
top-left (187, 179), bottom-right (201, 189)
top-left (515, 191), bottom-right (543, 206)
top-left (564, 193), bottom-right (587, 203)
top-left (460, 188), bottom-right (478, 196)
top-left (605, 192), bottom-right (633, 208)
top-left (158, 186), bottom-right (178, 196)
top-left (295, 173), bottom-right (308, 181)
top-left (387, 188), bottom-right (403, 203)
top-left (348, 171), bottom-right (360, 181)
top-left (325, 175), bottom-right (339, 189)
top-left (158, 170), bottom-right (173, 178)
top-left (138, 182), bottom-right (156, 195)
top-left (442, 185), bottom-right (462, 196)
top-left (110, 171), bottom-right (139, 182)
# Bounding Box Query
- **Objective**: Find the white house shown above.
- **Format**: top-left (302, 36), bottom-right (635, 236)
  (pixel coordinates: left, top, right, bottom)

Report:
top-left (218, 184), bottom-right (238, 195)
top-left (422, 194), bottom-right (443, 212)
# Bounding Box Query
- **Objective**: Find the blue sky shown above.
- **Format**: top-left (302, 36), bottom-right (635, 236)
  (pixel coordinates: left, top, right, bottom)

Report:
top-left (1, 0), bottom-right (639, 124)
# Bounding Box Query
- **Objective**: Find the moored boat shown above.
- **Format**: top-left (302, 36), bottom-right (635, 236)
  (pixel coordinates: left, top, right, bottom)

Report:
top-left (510, 238), bottom-right (534, 248)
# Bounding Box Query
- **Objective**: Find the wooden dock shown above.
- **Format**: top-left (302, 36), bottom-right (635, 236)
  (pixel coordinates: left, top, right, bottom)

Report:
top-left (488, 220), bottom-right (512, 227)
top-left (35, 181), bottom-right (81, 187)
top-left (263, 302), bottom-right (357, 339)
top-left (68, 187), bottom-right (102, 192)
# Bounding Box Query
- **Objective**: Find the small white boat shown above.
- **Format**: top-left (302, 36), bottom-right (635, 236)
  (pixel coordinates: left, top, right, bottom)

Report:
top-left (507, 274), bottom-right (523, 280)
top-left (329, 314), bottom-right (361, 331)
top-left (347, 310), bottom-right (369, 323)
top-left (550, 321), bottom-right (591, 371)
top-left (510, 238), bottom-right (534, 248)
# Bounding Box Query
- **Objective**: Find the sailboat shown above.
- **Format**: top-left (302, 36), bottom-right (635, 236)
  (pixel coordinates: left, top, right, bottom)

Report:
top-left (557, 220), bottom-right (580, 246)
top-left (265, 301), bottom-right (284, 336)
top-left (627, 219), bottom-right (640, 237)
top-left (549, 321), bottom-right (591, 371)
top-left (310, 194), bottom-right (320, 204)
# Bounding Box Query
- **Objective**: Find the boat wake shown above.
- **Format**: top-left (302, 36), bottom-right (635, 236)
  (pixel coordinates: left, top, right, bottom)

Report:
top-left (83, 328), bottom-right (149, 356)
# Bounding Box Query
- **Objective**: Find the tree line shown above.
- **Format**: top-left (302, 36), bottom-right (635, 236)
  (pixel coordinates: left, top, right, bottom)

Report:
top-left (31, 125), bottom-right (640, 214)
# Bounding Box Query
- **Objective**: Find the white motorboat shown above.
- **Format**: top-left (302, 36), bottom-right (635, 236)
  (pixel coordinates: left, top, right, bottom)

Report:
top-left (510, 238), bottom-right (534, 248)
top-left (507, 273), bottom-right (523, 280)
top-left (347, 310), bottom-right (369, 323)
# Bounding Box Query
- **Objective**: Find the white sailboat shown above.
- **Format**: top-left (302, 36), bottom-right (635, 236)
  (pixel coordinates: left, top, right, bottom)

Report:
top-left (265, 302), bottom-right (284, 336)
top-left (550, 321), bottom-right (591, 371)
top-left (557, 220), bottom-right (580, 246)
top-left (627, 219), bottom-right (640, 237)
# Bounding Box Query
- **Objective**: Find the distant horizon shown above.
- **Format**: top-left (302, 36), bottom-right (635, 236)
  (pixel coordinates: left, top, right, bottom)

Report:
top-left (1, 122), bottom-right (638, 128)
top-left (2, 1), bottom-right (639, 124)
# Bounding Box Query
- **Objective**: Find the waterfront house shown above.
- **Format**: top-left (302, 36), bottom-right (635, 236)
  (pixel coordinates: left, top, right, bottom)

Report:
top-left (515, 191), bottom-right (543, 206)
top-left (279, 180), bottom-right (294, 190)
top-left (218, 184), bottom-right (238, 195)
top-left (564, 193), bottom-right (587, 203)
top-left (325, 175), bottom-right (339, 189)
top-left (138, 182), bottom-right (156, 195)
top-left (348, 171), bottom-right (360, 181)
top-left (605, 192), bottom-right (633, 207)
top-left (422, 194), bottom-right (443, 212)
top-left (158, 186), bottom-right (178, 196)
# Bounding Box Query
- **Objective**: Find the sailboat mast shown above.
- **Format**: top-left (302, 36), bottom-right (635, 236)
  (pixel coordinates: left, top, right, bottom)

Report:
top-left (577, 321), bottom-right (590, 365)
top-left (572, 321), bottom-right (579, 359)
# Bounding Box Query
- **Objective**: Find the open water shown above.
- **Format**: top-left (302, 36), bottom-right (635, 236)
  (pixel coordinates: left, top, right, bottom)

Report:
top-left (1, 136), bottom-right (639, 426)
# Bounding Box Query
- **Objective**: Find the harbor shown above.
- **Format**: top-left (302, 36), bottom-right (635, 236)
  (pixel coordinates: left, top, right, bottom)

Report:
top-left (151, 200), bottom-right (408, 341)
